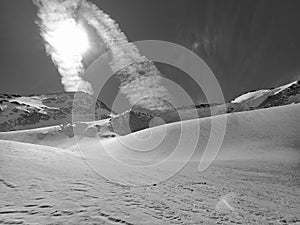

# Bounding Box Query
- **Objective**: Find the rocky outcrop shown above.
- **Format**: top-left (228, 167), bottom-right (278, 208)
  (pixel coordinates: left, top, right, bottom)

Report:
top-left (0, 92), bottom-right (113, 132)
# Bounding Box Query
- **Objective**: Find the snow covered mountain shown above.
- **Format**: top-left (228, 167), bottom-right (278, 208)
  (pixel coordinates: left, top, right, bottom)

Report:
top-left (104, 80), bottom-right (299, 135)
top-left (0, 92), bottom-right (113, 132)
top-left (1, 80), bottom-right (298, 133)
top-left (1, 92), bottom-right (299, 224)
top-left (231, 80), bottom-right (300, 110)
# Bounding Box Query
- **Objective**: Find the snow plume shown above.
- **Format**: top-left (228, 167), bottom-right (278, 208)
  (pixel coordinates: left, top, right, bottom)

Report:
top-left (34, 0), bottom-right (93, 95)
top-left (78, 1), bottom-right (173, 111)
top-left (34, 0), bottom-right (173, 111)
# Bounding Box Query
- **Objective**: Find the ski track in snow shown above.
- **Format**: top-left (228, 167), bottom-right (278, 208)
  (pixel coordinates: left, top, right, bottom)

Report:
top-left (0, 140), bottom-right (299, 225)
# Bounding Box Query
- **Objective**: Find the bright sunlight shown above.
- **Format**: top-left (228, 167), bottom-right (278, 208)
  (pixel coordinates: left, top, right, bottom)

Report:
top-left (48, 19), bottom-right (90, 57)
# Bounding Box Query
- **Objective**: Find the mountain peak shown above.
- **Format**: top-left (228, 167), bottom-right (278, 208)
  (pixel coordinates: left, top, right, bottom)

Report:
top-left (231, 80), bottom-right (300, 110)
top-left (0, 92), bottom-right (113, 132)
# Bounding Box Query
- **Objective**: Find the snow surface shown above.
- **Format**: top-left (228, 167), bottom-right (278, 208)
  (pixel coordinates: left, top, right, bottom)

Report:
top-left (1, 104), bottom-right (299, 224)
top-left (274, 80), bottom-right (298, 94)
top-left (231, 80), bottom-right (299, 109)
top-left (9, 96), bottom-right (59, 110)
top-left (232, 89), bottom-right (270, 104)
top-left (75, 103), bottom-right (300, 163)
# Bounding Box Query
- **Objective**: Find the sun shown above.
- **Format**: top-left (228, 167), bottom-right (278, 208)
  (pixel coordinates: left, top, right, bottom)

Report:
top-left (48, 19), bottom-right (90, 57)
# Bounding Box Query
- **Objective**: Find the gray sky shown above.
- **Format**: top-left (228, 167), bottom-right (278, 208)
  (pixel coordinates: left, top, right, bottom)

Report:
top-left (0, 0), bottom-right (300, 109)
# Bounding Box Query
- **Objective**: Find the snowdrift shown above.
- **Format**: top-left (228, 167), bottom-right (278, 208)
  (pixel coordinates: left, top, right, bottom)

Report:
top-left (1, 103), bottom-right (299, 185)
top-left (232, 80), bottom-right (300, 110)
top-left (63, 103), bottom-right (300, 185)
top-left (76, 103), bottom-right (300, 162)
top-left (1, 103), bottom-right (299, 164)
top-left (0, 125), bottom-right (77, 149)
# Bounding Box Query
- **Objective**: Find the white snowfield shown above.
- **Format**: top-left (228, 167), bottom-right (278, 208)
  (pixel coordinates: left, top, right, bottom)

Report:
top-left (231, 80), bottom-right (300, 109)
top-left (231, 89), bottom-right (271, 105)
top-left (0, 104), bottom-right (299, 224)
top-left (231, 81), bottom-right (297, 104)
top-left (8, 96), bottom-right (59, 110)
top-left (104, 103), bottom-right (300, 162)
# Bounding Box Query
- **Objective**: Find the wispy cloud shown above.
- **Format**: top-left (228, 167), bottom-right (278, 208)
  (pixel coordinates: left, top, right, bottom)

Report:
top-left (34, 0), bottom-right (173, 111)
top-left (33, 0), bottom-right (93, 95)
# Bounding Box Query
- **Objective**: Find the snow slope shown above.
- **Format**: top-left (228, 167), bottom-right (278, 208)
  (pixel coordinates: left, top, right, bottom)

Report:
top-left (0, 125), bottom-right (78, 150)
top-left (77, 103), bottom-right (300, 162)
top-left (2, 101), bottom-right (297, 186)
top-left (1, 102), bottom-right (299, 163)
top-left (1, 103), bottom-right (299, 224)
top-left (231, 80), bottom-right (300, 110)
top-left (0, 118), bottom-right (115, 150)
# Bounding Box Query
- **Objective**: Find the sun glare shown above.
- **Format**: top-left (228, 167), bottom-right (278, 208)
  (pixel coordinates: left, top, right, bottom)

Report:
top-left (49, 19), bottom-right (90, 57)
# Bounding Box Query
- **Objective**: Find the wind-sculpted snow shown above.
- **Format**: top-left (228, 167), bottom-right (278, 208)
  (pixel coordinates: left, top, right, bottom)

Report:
top-left (1, 102), bottom-right (300, 223)
top-left (76, 103), bottom-right (300, 179)
top-left (0, 137), bottom-right (299, 224)
top-left (232, 80), bottom-right (300, 110)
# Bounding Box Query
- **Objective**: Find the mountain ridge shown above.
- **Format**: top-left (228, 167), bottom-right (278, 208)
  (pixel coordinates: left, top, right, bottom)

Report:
top-left (0, 92), bottom-right (113, 132)
top-left (0, 80), bottom-right (299, 133)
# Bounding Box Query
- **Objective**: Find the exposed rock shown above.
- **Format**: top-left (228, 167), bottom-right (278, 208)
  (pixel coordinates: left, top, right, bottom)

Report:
top-left (0, 92), bottom-right (113, 132)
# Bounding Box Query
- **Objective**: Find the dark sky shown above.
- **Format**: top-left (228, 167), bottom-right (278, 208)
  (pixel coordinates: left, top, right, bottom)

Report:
top-left (1, 0), bottom-right (300, 107)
